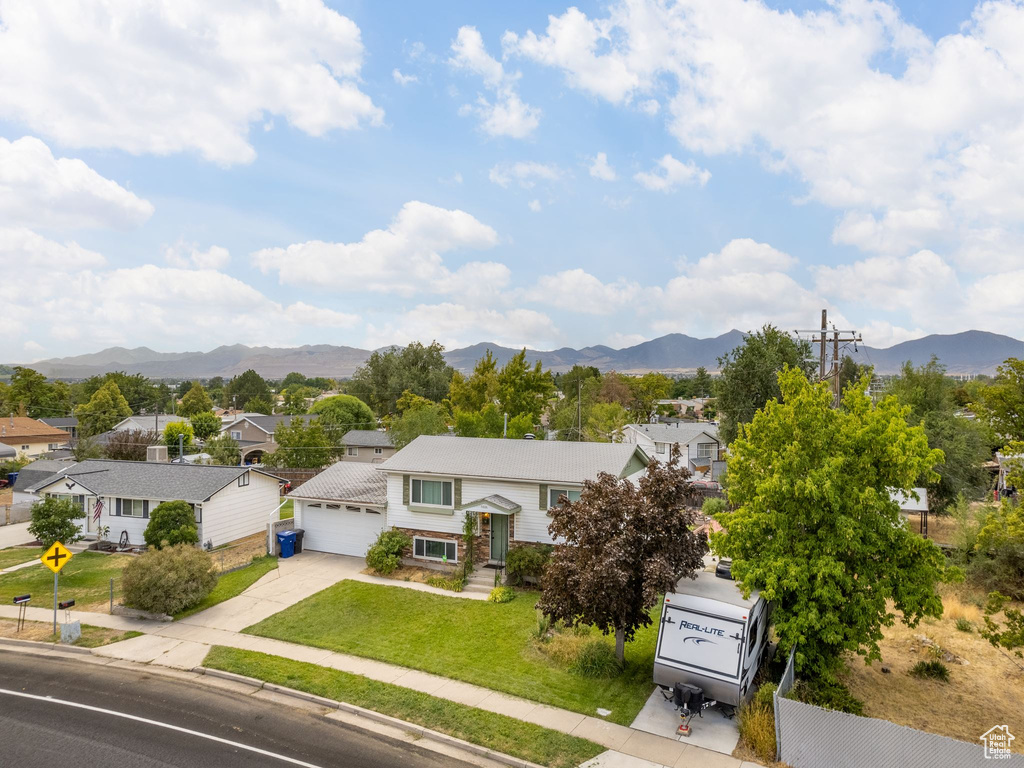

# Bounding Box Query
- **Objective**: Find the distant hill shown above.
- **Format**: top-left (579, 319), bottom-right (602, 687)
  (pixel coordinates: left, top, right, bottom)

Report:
top-left (12, 329), bottom-right (1023, 379)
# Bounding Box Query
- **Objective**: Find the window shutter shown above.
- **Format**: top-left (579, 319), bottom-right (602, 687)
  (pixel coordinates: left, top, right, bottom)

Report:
top-left (539, 484), bottom-right (548, 510)
top-left (403, 475), bottom-right (410, 505)
top-left (454, 478), bottom-right (462, 508)
top-left (115, 498), bottom-right (122, 516)
top-left (143, 500), bottom-right (150, 519)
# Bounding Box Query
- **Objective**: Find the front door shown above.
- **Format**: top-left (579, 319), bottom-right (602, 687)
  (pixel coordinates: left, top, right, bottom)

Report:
top-left (489, 514), bottom-right (509, 562)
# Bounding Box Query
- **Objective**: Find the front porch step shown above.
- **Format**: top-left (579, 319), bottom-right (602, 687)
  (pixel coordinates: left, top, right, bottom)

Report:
top-left (462, 582), bottom-right (493, 595)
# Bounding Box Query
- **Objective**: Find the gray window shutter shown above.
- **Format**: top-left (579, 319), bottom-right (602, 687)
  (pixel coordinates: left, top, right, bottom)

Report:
top-left (143, 500), bottom-right (150, 519)
top-left (539, 484), bottom-right (548, 510)
top-left (115, 498), bottom-right (122, 516)
top-left (403, 475), bottom-right (410, 505)
top-left (454, 478), bottom-right (462, 509)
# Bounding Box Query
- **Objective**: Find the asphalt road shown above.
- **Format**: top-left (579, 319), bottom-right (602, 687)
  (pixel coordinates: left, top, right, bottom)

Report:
top-left (0, 652), bottom-right (473, 768)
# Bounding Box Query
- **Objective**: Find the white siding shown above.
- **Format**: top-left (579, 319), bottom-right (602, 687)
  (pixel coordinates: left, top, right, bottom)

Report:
top-left (199, 470), bottom-right (281, 548)
top-left (386, 474), bottom-right (463, 535)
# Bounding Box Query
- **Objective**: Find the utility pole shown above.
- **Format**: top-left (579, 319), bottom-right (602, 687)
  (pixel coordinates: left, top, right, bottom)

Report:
top-left (576, 378), bottom-right (583, 442)
top-left (796, 309), bottom-right (863, 408)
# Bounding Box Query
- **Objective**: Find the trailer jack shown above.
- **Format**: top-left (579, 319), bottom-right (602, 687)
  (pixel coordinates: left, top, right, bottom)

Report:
top-left (663, 683), bottom-right (717, 737)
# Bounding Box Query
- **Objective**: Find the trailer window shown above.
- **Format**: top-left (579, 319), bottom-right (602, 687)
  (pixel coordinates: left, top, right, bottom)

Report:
top-left (747, 617), bottom-right (760, 655)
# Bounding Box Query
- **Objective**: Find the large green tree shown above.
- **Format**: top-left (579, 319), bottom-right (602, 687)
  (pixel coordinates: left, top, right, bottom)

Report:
top-left (263, 417), bottom-right (333, 469)
top-left (75, 380), bottom-right (132, 436)
top-left (976, 358), bottom-right (1024, 441)
top-left (349, 341), bottom-right (453, 415)
top-left (163, 421), bottom-right (195, 458)
top-left (224, 369), bottom-right (272, 410)
top-left (716, 325), bottom-right (815, 444)
top-left (2, 367), bottom-right (71, 418)
top-left (73, 372), bottom-right (158, 412)
top-left (625, 372), bottom-right (673, 422)
top-left (389, 393), bottom-right (450, 449)
top-left (712, 367), bottom-right (949, 681)
top-left (178, 381), bottom-right (214, 417)
top-left (204, 433), bottom-right (241, 466)
top-left (309, 394), bottom-right (376, 445)
top-left (190, 411), bottom-right (222, 441)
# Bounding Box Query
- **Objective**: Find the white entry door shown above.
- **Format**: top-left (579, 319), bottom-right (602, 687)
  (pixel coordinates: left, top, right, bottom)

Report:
top-left (300, 504), bottom-right (385, 556)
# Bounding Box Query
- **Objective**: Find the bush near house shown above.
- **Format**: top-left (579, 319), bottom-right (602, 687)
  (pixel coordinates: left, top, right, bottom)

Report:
top-left (365, 529), bottom-right (411, 576)
top-left (505, 544), bottom-right (551, 586)
top-left (122, 544), bottom-right (216, 615)
top-left (28, 497), bottom-right (84, 550)
top-left (143, 500), bottom-right (199, 549)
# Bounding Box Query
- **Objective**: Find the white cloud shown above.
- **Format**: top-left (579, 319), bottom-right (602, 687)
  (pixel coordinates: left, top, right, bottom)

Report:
top-left (450, 26), bottom-right (540, 138)
top-left (0, 228), bottom-right (106, 273)
top-left (685, 238), bottom-right (796, 275)
top-left (607, 333), bottom-right (649, 348)
top-left (528, 199), bottom-right (542, 213)
top-left (0, 0), bottom-right (383, 165)
top-left (365, 303), bottom-right (557, 349)
top-left (392, 68), bottom-right (419, 86)
top-left (253, 201), bottom-right (503, 297)
top-left (639, 99), bottom-right (660, 116)
top-left (286, 301), bottom-right (359, 329)
top-left (489, 161), bottom-right (563, 189)
top-left (588, 152), bottom-right (617, 181)
top-left (534, 269), bottom-right (640, 315)
top-left (503, 0), bottom-right (1024, 270)
top-left (164, 241), bottom-right (231, 270)
top-left (634, 154), bottom-right (710, 192)
top-left (603, 195), bottom-right (632, 210)
top-left (0, 136), bottom-right (153, 229)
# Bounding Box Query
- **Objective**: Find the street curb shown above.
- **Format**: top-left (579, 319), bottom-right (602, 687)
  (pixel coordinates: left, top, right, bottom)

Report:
top-left (193, 666), bottom-right (544, 768)
top-left (0, 636), bottom-right (94, 655)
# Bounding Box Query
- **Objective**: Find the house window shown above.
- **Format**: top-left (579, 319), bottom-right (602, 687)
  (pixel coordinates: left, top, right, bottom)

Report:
top-left (413, 536), bottom-right (457, 562)
top-left (347, 446), bottom-right (359, 457)
top-left (656, 442), bottom-right (667, 454)
top-left (549, 488), bottom-right (582, 508)
top-left (411, 478), bottom-right (453, 507)
top-left (238, 472), bottom-right (249, 487)
top-left (326, 503), bottom-right (341, 510)
top-left (48, 443), bottom-right (57, 450)
top-left (21, 445), bottom-right (29, 451)
top-left (374, 447), bottom-right (383, 455)
top-left (230, 430), bottom-right (242, 440)
top-left (122, 499), bottom-right (145, 517)
top-left (696, 443), bottom-right (715, 459)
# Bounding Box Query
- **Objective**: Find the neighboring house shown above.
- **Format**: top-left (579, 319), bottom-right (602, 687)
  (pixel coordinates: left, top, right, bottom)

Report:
top-left (0, 416), bottom-right (71, 459)
top-left (656, 398), bottom-right (709, 419)
top-left (11, 458), bottom-right (77, 504)
top-left (341, 430), bottom-right (396, 463)
top-left (890, 487), bottom-right (928, 514)
top-left (27, 459), bottom-right (282, 547)
top-left (41, 417), bottom-right (79, 439)
top-left (113, 414), bottom-right (188, 433)
top-left (624, 423), bottom-right (722, 479)
top-left (289, 462), bottom-right (387, 556)
top-left (221, 414), bottom-right (299, 464)
top-left (375, 435), bottom-right (649, 567)
top-left (996, 451), bottom-right (1021, 495)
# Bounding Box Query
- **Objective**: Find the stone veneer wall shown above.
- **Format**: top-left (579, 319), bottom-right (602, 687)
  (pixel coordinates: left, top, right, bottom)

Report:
top-left (396, 511), bottom-right (518, 566)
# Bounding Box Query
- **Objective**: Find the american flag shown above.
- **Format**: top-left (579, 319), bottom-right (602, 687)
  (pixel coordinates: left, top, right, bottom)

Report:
top-left (92, 499), bottom-right (103, 523)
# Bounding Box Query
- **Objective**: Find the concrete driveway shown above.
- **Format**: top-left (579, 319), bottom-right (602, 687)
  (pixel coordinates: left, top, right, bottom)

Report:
top-left (0, 521), bottom-right (33, 549)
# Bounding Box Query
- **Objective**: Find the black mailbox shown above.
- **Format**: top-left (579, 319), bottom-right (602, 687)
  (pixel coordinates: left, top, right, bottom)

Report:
top-left (13, 595), bottom-right (30, 605)
top-left (58, 599), bottom-right (76, 610)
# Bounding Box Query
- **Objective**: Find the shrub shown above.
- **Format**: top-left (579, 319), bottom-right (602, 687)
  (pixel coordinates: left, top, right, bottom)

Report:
top-left (505, 544), bottom-right (552, 586)
top-left (702, 497), bottom-right (727, 517)
top-left (738, 688), bottom-right (777, 764)
top-left (365, 528), bottom-right (411, 576)
top-left (532, 611), bottom-right (552, 641)
top-left (488, 586), bottom-right (516, 603)
top-left (143, 500), bottom-right (199, 549)
top-left (28, 496), bottom-right (84, 550)
top-left (122, 544), bottom-right (216, 615)
top-left (569, 639), bottom-right (620, 678)
top-left (752, 681), bottom-right (777, 710)
top-left (955, 617), bottom-right (974, 633)
top-left (910, 660), bottom-right (950, 682)
top-left (969, 542), bottom-right (1024, 601)
top-left (426, 573), bottom-right (465, 592)
top-left (793, 679), bottom-right (864, 715)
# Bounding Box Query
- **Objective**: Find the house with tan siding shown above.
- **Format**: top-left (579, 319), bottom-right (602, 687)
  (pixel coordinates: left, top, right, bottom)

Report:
top-left (0, 416), bottom-right (71, 459)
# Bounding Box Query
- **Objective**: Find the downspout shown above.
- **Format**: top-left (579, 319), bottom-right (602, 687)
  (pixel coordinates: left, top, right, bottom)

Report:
top-left (267, 497), bottom-right (290, 555)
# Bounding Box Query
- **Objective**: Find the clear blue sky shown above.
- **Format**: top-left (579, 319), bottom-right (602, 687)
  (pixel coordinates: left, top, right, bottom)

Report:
top-left (1, 0), bottom-right (1018, 361)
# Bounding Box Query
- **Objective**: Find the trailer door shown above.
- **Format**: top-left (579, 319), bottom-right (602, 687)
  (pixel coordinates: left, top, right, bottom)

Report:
top-left (656, 603), bottom-right (744, 679)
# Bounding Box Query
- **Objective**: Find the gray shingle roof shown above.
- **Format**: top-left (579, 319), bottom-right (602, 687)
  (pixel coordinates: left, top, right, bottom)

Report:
top-left (26, 459), bottom-right (282, 502)
top-left (461, 494), bottom-right (521, 513)
top-left (231, 414), bottom-right (298, 434)
top-left (287, 462), bottom-right (386, 506)
top-left (378, 436), bottom-right (648, 484)
top-left (114, 415), bottom-right (187, 432)
top-left (41, 417), bottom-right (78, 428)
top-left (342, 430), bottom-right (394, 448)
top-left (627, 423), bottom-right (719, 445)
top-left (12, 459), bottom-right (78, 492)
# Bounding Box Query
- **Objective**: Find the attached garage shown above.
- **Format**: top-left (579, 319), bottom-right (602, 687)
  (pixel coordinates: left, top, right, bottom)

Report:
top-left (290, 462), bottom-right (387, 557)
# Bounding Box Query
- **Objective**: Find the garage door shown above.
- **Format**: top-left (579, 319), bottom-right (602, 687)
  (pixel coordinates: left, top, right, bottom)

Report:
top-left (300, 503), bottom-right (385, 556)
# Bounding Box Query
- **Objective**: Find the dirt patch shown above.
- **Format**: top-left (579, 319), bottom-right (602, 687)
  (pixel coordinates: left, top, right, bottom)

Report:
top-left (0, 617), bottom-right (137, 647)
top-left (902, 512), bottom-right (959, 546)
top-left (210, 532), bottom-right (267, 573)
top-left (360, 565), bottom-right (442, 584)
top-left (841, 588), bottom-right (1024, 752)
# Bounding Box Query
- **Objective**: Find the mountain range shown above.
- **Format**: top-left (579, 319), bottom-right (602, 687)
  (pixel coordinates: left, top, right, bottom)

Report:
top-left (11, 329), bottom-right (1024, 379)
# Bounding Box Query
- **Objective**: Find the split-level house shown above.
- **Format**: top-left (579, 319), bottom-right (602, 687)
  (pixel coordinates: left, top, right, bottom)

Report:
top-left (222, 414), bottom-right (299, 464)
top-left (624, 422), bottom-right (722, 481)
top-left (341, 430), bottom-right (396, 463)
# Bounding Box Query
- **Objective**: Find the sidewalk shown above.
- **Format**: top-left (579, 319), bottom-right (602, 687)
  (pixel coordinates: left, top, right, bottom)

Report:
top-left (0, 550), bottom-right (761, 768)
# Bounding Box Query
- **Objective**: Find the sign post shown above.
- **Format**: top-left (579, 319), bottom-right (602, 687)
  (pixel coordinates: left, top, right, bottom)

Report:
top-left (40, 542), bottom-right (73, 636)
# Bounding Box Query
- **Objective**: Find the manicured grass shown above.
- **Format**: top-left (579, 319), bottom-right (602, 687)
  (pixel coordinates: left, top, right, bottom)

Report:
top-left (279, 500), bottom-right (294, 520)
top-left (204, 646), bottom-right (603, 768)
top-left (175, 555), bottom-right (278, 620)
top-left (0, 546), bottom-right (44, 570)
top-left (0, 551), bottom-right (131, 610)
top-left (245, 580), bottom-right (659, 725)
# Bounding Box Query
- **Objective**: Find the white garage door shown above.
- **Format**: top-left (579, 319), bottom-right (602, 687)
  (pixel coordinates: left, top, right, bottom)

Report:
top-left (300, 503), bottom-right (385, 556)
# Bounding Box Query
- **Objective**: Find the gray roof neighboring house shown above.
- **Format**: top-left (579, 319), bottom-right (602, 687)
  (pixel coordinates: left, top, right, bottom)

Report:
top-left (41, 417), bottom-right (79, 429)
top-left (288, 461), bottom-right (387, 507)
top-left (113, 415), bottom-right (188, 432)
top-left (12, 459), bottom-right (78, 493)
top-left (26, 459), bottom-right (283, 503)
top-left (224, 414), bottom-right (298, 436)
top-left (378, 435), bottom-right (649, 484)
top-left (627, 422), bottom-right (719, 445)
top-left (342, 430), bottom-right (394, 448)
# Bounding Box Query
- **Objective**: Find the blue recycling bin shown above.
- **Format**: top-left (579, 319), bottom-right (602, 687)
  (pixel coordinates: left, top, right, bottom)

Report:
top-left (7, 472), bottom-right (18, 486)
top-left (277, 530), bottom-right (297, 558)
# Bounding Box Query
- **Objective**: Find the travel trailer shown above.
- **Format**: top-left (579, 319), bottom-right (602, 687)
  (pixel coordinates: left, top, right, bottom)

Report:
top-left (653, 569), bottom-right (771, 708)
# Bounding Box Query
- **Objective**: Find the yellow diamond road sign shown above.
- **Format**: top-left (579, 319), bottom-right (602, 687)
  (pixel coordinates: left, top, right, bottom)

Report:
top-left (41, 542), bottom-right (73, 574)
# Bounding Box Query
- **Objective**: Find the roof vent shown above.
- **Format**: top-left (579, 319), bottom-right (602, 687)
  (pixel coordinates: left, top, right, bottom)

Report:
top-left (523, 433), bottom-right (535, 440)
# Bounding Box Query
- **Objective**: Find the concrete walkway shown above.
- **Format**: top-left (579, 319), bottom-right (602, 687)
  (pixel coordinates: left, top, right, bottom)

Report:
top-left (0, 550), bottom-right (760, 768)
top-left (0, 521), bottom-right (32, 549)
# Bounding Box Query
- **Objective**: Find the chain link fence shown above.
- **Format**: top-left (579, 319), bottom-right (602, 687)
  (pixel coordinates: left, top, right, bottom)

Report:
top-left (773, 646), bottom-right (1024, 768)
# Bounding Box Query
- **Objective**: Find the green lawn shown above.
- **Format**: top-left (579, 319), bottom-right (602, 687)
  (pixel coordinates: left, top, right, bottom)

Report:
top-left (0, 546), bottom-right (44, 570)
top-left (244, 580), bottom-right (659, 725)
top-left (204, 647), bottom-right (603, 768)
top-left (0, 551), bottom-right (131, 610)
top-left (279, 500), bottom-right (293, 520)
top-left (175, 555), bottom-right (278, 620)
